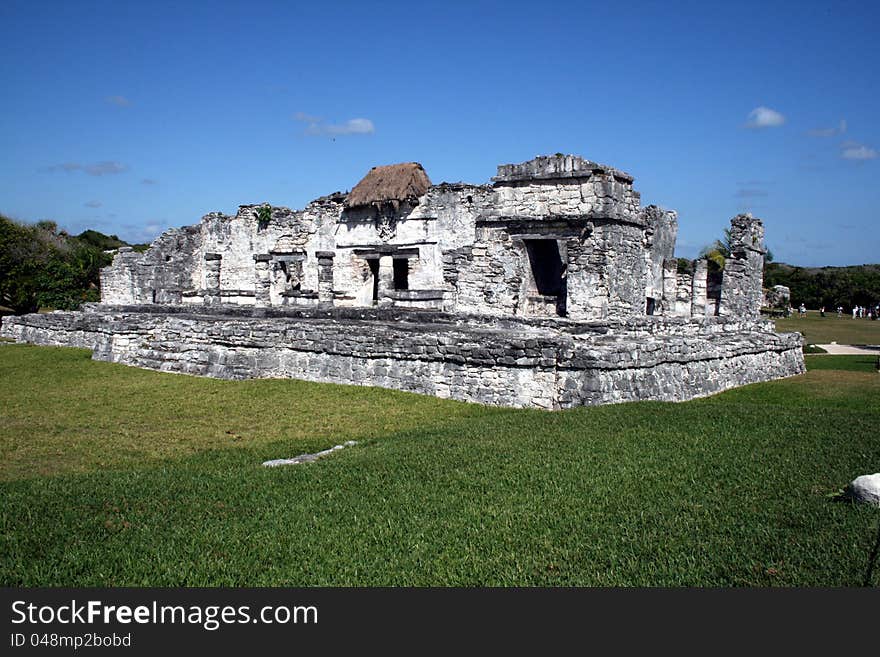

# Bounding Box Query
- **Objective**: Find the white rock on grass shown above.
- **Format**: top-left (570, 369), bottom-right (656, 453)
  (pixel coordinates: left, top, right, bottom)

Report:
top-left (262, 440), bottom-right (357, 467)
top-left (847, 473), bottom-right (880, 506)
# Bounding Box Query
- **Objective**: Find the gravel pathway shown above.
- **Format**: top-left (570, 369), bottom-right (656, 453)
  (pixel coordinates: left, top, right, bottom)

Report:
top-left (815, 343), bottom-right (880, 355)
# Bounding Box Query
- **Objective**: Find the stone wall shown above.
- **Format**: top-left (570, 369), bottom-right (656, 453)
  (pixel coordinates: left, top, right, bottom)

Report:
top-left (100, 247), bottom-right (146, 304)
top-left (446, 232), bottom-right (521, 317)
top-left (564, 220), bottom-right (650, 320)
top-left (100, 226), bottom-right (201, 304)
top-left (1, 305), bottom-right (805, 410)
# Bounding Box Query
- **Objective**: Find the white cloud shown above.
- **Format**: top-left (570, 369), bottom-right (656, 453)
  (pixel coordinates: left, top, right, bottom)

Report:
top-left (808, 119), bottom-right (846, 137)
top-left (106, 95), bottom-right (131, 107)
top-left (295, 112), bottom-right (375, 136)
top-left (745, 106), bottom-right (786, 129)
top-left (141, 178), bottom-right (158, 185)
top-left (323, 118), bottom-right (375, 135)
top-left (47, 161), bottom-right (129, 176)
top-left (84, 200), bottom-right (103, 208)
top-left (293, 111), bottom-right (322, 123)
top-left (840, 141), bottom-right (877, 160)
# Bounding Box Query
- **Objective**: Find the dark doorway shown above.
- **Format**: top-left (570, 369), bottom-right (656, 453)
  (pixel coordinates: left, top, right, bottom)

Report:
top-left (393, 258), bottom-right (409, 290)
top-left (368, 259), bottom-right (380, 302)
top-left (646, 297), bottom-right (656, 315)
top-left (525, 240), bottom-right (564, 296)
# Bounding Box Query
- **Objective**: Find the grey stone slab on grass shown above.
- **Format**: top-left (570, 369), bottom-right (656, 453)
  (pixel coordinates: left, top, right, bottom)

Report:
top-left (263, 441), bottom-right (358, 467)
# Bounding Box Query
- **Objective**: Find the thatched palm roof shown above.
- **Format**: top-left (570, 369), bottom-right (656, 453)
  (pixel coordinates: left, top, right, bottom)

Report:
top-left (346, 162), bottom-right (431, 209)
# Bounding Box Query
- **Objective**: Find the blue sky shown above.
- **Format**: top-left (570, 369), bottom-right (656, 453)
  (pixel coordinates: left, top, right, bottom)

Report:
top-left (1, 0), bottom-right (877, 266)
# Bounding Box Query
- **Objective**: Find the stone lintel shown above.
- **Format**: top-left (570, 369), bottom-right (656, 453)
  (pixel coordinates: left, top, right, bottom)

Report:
top-left (282, 289), bottom-right (318, 298)
top-left (270, 249), bottom-right (306, 257)
top-left (510, 233), bottom-right (570, 242)
top-left (479, 213), bottom-right (646, 229)
top-left (354, 247), bottom-right (420, 259)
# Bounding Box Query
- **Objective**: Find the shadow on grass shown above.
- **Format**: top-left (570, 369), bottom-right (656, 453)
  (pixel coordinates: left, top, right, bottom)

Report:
top-left (864, 519), bottom-right (880, 587)
top-left (829, 489), bottom-right (880, 586)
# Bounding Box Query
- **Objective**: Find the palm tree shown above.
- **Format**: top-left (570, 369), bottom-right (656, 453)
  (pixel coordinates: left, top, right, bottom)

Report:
top-left (699, 228), bottom-right (773, 270)
top-left (699, 228), bottom-right (732, 270)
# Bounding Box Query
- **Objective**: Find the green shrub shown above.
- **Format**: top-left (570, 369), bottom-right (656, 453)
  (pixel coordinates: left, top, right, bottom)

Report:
top-left (0, 215), bottom-right (113, 313)
top-left (256, 205), bottom-right (272, 229)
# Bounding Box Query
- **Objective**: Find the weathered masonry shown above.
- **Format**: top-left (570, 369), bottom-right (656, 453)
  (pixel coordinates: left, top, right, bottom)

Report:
top-left (1, 155), bottom-right (805, 408)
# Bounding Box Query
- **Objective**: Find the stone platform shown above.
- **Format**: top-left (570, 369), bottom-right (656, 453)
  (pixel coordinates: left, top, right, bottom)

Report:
top-left (1, 305), bottom-right (805, 409)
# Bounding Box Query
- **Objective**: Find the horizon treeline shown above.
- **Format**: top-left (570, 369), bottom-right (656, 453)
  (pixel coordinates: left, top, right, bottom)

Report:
top-left (0, 214), bottom-right (145, 314)
top-left (764, 262), bottom-right (880, 310)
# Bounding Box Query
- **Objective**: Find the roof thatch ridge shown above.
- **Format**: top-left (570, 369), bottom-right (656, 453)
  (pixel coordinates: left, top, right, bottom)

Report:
top-left (346, 162), bottom-right (432, 209)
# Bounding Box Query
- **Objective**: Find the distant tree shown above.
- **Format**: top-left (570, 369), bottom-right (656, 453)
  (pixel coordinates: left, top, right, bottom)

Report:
top-left (76, 229), bottom-right (128, 251)
top-left (764, 263), bottom-right (880, 309)
top-left (676, 257), bottom-right (694, 274)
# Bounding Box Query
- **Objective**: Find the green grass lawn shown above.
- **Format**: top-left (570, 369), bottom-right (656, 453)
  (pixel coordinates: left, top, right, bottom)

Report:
top-left (775, 311), bottom-right (880, 345)
top-left (1, 344), bottom-right (878, 586)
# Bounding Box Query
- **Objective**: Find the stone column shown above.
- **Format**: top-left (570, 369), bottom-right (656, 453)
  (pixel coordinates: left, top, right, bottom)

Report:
top-left (719, 214), bottom-right (766, 319)
top-left (316, 251), bottom-right (335, 306)
top-left (691, 259), bottom-right (708, 318)
top-left (204, 253), bottom-right (222, 305)
top-left (377, 255), bottom-right (395, 307)
top-left (661, 259), bottom-right (677, 315)
top-left (254, 254), bottom-right (272, 308)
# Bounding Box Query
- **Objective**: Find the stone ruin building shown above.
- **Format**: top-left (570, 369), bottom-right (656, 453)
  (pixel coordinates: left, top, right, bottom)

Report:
top-left (1, 154), bottom-right (805, 409)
